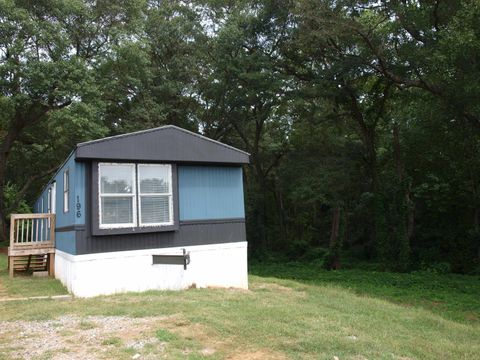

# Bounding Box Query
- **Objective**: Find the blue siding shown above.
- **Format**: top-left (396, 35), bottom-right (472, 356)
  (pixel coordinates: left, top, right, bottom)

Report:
top-left (55, 231), bottom-right (76, 254)
top-left (34, 152), bottom-right (85, 254)
top-left (55, 154), bottom-right (75, 228)
top-left (178, 166), bottom-right (245, 221)
top-left (74, 160), bottom-right (86, 226)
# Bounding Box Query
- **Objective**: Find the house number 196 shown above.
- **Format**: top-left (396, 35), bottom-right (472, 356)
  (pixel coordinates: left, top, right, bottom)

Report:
top-left (76, 195), bottom-right (82, 218)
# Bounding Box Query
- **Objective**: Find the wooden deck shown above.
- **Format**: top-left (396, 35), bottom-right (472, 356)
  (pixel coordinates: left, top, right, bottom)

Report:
top-left (8, 213), bottom-right (55, 277)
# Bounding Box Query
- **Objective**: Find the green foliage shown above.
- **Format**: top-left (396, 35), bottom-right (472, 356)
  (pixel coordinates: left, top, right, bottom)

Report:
top-left (250, 261), bottom-right (480, 324)
top-left (1, 0), bottom-right (480, 273)
top-left (3, 182), bottom-right (30, 216)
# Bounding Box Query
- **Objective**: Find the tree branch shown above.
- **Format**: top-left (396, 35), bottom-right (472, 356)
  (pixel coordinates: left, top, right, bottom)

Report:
top-left (8, 164), bottom-right (60, 213)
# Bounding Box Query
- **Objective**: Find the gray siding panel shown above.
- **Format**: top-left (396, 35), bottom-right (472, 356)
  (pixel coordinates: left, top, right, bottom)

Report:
top-left (76, 221), bottom-right (246, 255)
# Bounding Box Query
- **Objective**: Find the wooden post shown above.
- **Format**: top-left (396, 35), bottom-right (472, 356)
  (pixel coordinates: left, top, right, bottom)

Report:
top-left (9, 214), bottom-right (15, 249)
top-left (16, 218), bottom-right (19, 243)
top-left (8, 256), bottom-right (14, 277)
top-left (21, 219), bottom-right (24, 243)
top-left (48, 253), bottom-right (55, 277)
top-left (9, 215), bottom-right (15, 278)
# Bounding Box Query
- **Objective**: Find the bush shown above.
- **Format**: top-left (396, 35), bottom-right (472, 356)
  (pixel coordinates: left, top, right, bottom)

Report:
top-left (300, 247), bottom-right (328, 263)
top-left (420, 261), bottom-right (452, 275)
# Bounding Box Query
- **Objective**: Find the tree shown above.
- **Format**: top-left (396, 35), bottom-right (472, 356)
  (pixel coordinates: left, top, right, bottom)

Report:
top-left (195, 0), bottom-right (295, 254)
top-left (0, 0), bottom-right (144, 239)
top-left (99, 0), bottom-right (207, 134)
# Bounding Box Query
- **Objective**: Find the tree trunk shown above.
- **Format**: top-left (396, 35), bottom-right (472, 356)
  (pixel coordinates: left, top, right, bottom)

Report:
top-left (393, 122), bottom-right (412, 269)
top-left (0, 125), bottom-right (21, 242)
top-left (326, 206), bottom-right (341, 270)
top-left (470, 170), bottom-right (480, 260)
top-left (273, 183), bottom-right (288, 247)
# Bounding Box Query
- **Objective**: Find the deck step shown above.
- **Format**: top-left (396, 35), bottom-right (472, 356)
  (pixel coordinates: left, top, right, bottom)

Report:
top-left (10, 254), bottom-right (49, 273)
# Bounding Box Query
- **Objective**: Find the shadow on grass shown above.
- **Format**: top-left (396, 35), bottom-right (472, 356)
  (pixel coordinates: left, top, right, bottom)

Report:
top-left (250, 261), bottom-right (480, 324)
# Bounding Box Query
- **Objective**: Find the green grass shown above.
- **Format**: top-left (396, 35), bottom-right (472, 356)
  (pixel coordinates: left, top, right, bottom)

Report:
top-left (0, 254), bottom-right (68, 298)
top-left (250, 261), bottom-right (480, 324)
top-left (78, 320), bottom-right (97, 330)
top-left (101, 337), bottom-right (122, 346)
top-left (0, 255), bottom-right (479, 359)
top-left (155, 328), bottom-right (179, 342)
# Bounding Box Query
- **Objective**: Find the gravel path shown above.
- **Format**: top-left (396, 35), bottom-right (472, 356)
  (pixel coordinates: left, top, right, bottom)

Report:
top-left (0, 315), bottom-right (170, 359)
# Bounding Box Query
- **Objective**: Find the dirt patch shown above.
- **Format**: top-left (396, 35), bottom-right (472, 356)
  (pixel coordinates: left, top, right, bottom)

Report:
top-left (206, 285), bottom-right (252, 294)
top-left (465, 312), bottom-right (479, 321)
top-left (0, 315), bottom-right (171, 359)
top-left (253, 282), bottom-right (306, 297)
top-left (254, 283), bottom-right (294, 292)
top-left (227, 350), bottom-right (287, 360)
top-left (0, 247), bottom-right (8, 254)
top-left (0, 314), bottom-right (283, 359)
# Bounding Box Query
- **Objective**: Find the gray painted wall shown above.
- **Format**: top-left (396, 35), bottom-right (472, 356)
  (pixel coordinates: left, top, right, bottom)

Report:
top-left (75, 220), bottom-right (246, 255)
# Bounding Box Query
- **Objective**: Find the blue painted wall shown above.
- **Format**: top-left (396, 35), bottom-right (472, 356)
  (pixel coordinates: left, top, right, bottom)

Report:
top-left (178, 166), bottom-right (245, 221)
top-left (35, 161), bottom-right (245, 252)
top-left (34, 152), bottom-right (85, 254)
top-left (55, 231), bottom-right (77, 254)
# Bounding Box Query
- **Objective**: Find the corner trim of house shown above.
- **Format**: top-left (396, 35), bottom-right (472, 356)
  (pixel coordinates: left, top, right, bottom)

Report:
top-left (56, 225), bottom-right (86, 232)
top-left (179, 218), bottom-right (245, 225)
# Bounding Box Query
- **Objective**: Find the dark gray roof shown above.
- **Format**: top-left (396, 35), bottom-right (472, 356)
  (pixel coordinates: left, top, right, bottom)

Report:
top-left (75, 125), bottom-right (249, 164)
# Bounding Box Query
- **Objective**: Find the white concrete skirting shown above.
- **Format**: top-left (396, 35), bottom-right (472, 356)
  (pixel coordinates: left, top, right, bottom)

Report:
top-left (55, 242), bottom-right (248, 298)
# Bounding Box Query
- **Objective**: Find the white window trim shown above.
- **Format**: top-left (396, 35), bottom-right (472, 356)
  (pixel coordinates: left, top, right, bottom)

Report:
top-left (63, 170), bottom-right (69, 213)
top-left (98, 162), bottom-right (137, 229)
top-left (138, 164), bottom-right (174, 227)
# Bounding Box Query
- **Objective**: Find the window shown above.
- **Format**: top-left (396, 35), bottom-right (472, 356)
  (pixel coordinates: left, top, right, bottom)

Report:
top-left (138, 164), bottom-right (173, 226)
top-left (99, 163), bottom-right (136, 228)
top-left (63, 170), bottom-right (69, 212)
top-left (98, 163), bottom-right (173, 229)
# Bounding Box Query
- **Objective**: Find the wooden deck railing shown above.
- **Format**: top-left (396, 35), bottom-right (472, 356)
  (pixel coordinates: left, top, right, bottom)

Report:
top-left (8, 213), bottom-right (56, 277)
top-left (9, 213), bottom-right (55, 252)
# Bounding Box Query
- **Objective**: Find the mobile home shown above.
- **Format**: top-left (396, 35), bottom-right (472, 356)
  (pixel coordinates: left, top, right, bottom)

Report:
top-left (33, 126), bottom-right (249, 297)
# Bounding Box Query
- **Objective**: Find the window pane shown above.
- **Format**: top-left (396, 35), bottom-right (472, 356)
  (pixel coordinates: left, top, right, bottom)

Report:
top-left (64, 171), bottom-right (69, 191)
top-left (100, 164), bottom-right (133, 194)
top-left (101, 197), bottom-right (133, 224)
top-left (139, 165), bottom-right (170, 194)
top-left (140, 195), bottom-right (170, 224)
top-left (64, 192), bottom-right (69, 212)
